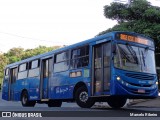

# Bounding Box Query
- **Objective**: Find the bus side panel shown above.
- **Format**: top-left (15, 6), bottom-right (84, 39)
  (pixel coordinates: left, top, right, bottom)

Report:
top-left (2, 76), bottom-right (9, 101)
top-left (14, 78), bottom-right (40, 101)
top-left (14, 79), bottom-right (29, 101)
top-left (28, 77), bottom-right (40, 100)
top-left (49, 71), bottom-right (70, 99)
top-left (49, 70), bottom-right (91, 99)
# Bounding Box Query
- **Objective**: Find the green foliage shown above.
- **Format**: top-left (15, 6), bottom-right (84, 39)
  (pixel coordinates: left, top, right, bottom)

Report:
top-left (21, 46), bottom-right (60, 59)
top-left (99, 0), bottom-right (160, 53)
top-left (0, 53), bottom-right (8, 84)
top-left (4, 47), bottom-right (24, 63)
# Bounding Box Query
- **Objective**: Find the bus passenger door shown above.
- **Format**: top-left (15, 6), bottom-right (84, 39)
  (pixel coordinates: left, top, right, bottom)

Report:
top-left (9, 67), bottom-right (17, 101)
top-left (41, 58), bottom-right (52, 99)
top-left (92, 42), bottom-right (111, 96)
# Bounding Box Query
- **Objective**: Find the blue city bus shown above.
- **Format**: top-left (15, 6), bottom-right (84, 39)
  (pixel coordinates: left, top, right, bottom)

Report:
top-left (2, 31), bottom-right (158, 108)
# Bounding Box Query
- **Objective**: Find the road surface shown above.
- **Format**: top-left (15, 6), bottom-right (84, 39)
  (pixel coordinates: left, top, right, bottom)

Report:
top-left (0, 92), bottom-right (160, 119)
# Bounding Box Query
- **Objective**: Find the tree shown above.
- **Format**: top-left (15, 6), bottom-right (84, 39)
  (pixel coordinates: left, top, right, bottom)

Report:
top-left (98, 0), bottom-right (160, 53)
top-left (0, 53), bottom-right (8, 85)
top-left (3, 46), bottom-right (61, 63)
top-left (21, 45), bottom-right (61, 59)
top-left (4, 47), bottom-right (24, 63)
top-left (0, 45), bottom-right (61, 86)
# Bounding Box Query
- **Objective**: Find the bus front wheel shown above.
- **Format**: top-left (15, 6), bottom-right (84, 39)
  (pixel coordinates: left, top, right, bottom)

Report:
top-left (21, 91), bottom-right (36, 107)
top-left (107, 97), bottom-right (127, 108)
top-left (75, 86), bottom-right (95, 108)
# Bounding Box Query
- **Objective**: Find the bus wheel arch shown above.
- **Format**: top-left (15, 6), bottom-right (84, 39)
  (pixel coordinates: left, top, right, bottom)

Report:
top-left (21, 89), bottom-right (36, 107)
top-left (73, 82), bottom-right (95, 108)
top-left (107, 96), bottom-right (127, 109)
top-left (73, 82), bottom-right (87, 98)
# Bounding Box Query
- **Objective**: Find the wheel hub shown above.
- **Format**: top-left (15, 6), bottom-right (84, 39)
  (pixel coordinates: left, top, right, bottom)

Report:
top-left (79, 91), bottom-right (88, 103)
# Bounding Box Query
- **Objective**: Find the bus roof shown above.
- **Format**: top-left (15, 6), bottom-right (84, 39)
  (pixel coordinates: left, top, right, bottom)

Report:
top-left (5, 31), bottom-right (153, 68)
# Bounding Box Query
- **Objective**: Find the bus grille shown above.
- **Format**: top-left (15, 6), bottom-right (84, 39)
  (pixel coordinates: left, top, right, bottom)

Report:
top-left (125, 73), bottom-right (155, 80)
top-left (127, 82), bottom-right (152, 87)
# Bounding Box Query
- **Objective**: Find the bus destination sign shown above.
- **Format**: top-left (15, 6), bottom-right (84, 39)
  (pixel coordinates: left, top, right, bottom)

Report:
top-left (120, 34), bottom-right (149, 45)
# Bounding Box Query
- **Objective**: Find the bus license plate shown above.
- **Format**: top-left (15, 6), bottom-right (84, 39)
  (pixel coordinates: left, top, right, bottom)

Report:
top-left (138, 89), bottom-right (145, 93)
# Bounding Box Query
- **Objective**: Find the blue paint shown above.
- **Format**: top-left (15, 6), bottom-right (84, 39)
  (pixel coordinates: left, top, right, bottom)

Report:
top-left (43, 77), bottom-right (48, 99)
top-left (2, 31), bottom-right (158, 103)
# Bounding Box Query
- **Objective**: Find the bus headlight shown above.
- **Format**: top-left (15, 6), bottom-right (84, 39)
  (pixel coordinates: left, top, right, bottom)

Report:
top-left (116, 76), bottom-right (129, 86)
top-left (156, 82), bottom-right (158, 85)
top-left (117, 76), bottom-right (121, 81)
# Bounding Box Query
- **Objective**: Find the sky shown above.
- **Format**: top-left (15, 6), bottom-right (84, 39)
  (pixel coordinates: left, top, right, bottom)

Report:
top-left (0, 0), bottom-right (160, 53)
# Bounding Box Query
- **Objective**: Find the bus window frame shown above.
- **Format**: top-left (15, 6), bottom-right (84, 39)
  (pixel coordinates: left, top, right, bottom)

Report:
top-left (70, 45), bottom-right (90, 69)
top-left (17, 62), bottom-right (28, 80)
top-left (28, 59), bottom-right (40, 78)
top-left (29, 59), bottom-right (40, 70)
top-left (5, 68), bottom-right (9, 76)
top-left (53, 50), bottom-right (70, 73)
top-left (18, 63), bottom-right (28, 73)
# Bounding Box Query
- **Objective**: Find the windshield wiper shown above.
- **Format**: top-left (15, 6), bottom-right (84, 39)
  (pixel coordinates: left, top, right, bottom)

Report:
top-left (141, 47), bottom-right (149, 67)
top-left (144, 47), bottom-right (149, 58)
top-left (126, 44), bottom-right (139, 64)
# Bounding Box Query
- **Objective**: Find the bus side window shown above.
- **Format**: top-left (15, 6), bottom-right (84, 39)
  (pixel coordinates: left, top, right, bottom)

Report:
top-left (19, 63), bottom-right (28, 72)
top-left (71, 45), bottom-right (89, 69)
top-left (43, 60), bottom-right (49, 78)
top-left (28, 59), bottom-right (40, 77)
top-left (54, 51), bottom-right (69, 73)
top-left (18, 63), bottom-right (28, 80)
top-left (29, 59), bottom-right (40, 69)
top-left (11, 68), bottom-right (17, 84)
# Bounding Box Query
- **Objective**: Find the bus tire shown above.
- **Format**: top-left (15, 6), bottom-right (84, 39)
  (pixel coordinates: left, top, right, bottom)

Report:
top-left (75, 86), bottom-right (95, 108)
top-left (21, 91), bottom-right (36, 107)
top-left (48, 100), bottom-right (62, 107)
top-left (107, 97), bottom-right (126, 108)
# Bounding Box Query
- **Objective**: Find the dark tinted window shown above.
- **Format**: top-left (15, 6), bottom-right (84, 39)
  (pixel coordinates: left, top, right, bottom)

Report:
top-left (103, 43), bottom-right (111, 67)
top-left (71, 45), bottom-right (89, 69)
top-left (72, 46), bottom-right (89, 59)
top-left (94, 45), bottom-right (102, 69)
top-left (11, 68), bottom-right (17, 83)
top-left (43, 60), bottom-right (49, 77)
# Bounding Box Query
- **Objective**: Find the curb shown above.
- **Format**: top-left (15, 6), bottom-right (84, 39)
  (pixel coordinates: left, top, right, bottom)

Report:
top-left (127, 99), bottom-right (151, 106)
top-left (94, 99), bottom-right (153, 108)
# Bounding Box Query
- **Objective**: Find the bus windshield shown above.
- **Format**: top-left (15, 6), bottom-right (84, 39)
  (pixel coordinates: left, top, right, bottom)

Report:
top-left (114, 44), bottom-right (156, 74)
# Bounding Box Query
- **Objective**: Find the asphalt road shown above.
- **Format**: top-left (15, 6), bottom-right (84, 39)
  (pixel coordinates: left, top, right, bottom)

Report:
top-left (0, 92), bottom-right (160, 119)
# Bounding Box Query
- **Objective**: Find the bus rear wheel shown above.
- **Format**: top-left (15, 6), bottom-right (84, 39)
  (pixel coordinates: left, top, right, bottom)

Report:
top-left (48, 100), bottom-right (62, 107)
top-left (75, 86), bottom-right (95, 108)
top-left (107, 97), bottom-right (127, 108)
top-left (21, 91), bottom-right (36, 107)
